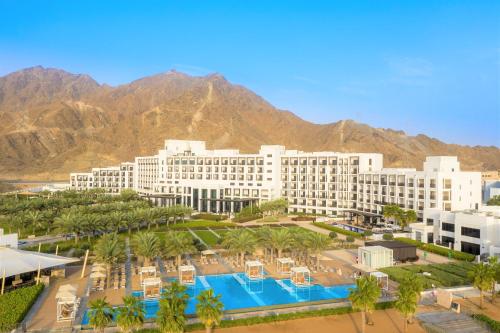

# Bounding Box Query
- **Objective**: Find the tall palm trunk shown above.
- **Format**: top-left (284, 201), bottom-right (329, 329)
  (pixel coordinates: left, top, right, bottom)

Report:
top-left (480, 290), bottom-right (484, 308)
top-left (106, 264), bottom-right (111, 288)
top-left (177, 254), bottom-right (182, 267)
top-left (240, 252), bottom-right (245, 266)
top-left (361, 311), bottom-right (366, 333)
top-left (74, 233), bottom-right (79, 244)
top-left (316, 255), bottom-right (320, 272)
top-left (404, 315), bottom-right (408, 333)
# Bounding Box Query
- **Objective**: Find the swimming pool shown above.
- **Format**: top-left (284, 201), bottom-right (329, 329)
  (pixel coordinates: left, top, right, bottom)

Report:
top-left (82, 273), bottom-right (354, 324)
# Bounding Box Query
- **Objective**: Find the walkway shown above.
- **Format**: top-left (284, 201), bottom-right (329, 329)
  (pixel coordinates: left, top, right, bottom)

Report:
top-left (416, 311), bottom-right (489, 333)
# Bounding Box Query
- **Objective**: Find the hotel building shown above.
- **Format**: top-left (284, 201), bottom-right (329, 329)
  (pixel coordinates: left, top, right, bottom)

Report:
top-left (69, 139), bottom-right (490, 254)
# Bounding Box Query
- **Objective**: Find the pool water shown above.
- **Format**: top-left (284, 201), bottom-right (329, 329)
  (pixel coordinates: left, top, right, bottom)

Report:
top-left (81, 273), bottom-right (354, 324)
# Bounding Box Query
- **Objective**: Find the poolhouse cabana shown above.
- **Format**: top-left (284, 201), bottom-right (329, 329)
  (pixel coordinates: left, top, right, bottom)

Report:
top-left (358, 246), bottom-right (393, 270)
top-left (56, 284), bottom-right (79, 322)
top-left (179, 265), bottom-right (196, 285)
top-left (276, 258), bottom-right (294, 275)
top-left (245, 260), bottom-right (264, 280)
top-left (291, 266), bottom-right (311, 286)
top-left (370, 271), bottom-right (389, 290)
top-left (139, 266), bottom-right (157, 284)
top-left (143, 277), bottom-right (162, 298)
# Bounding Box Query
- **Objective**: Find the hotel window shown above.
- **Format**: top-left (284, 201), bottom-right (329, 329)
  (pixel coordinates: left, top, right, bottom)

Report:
top-left (441, 222), bottom-right (455, 232)
top-left (461, 227), bottom-right (480, 238)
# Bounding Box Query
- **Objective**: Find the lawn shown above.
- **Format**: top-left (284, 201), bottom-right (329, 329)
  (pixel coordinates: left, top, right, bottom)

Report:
top-left (380, 262), bottom-right (474, 289)
top-left (193, 230), bottom-right (220, 246)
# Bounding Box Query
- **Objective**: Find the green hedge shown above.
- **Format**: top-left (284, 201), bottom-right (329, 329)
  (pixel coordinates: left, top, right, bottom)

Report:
top-left (313, 223), bottom-right (362, 238)
top-left (137, 301), bottom-right (394, 332)
top-left (395, 237), bottom-right (475, 261)
top-left (168, 220), bottom-right (236, 230)
top-left (232, 215), bottom-right (262, 223)
top-left (472, 314), bottom-right (500, 333)
top-left (191, 213), bottom-right (228, 221)
top-left (0, 284), bottom-right (44, 332)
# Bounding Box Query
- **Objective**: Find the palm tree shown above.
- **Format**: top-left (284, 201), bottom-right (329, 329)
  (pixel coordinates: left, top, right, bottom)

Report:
top-left (469, 262), bottom-right (495, 308)
top-left (395, 287), bottom-right (418, 333)
top-left (222, 229), bottom-right (257, 266)
top-left (157, 281), bottom-right (188, 333)
top-left (349, 275), bottom-right (381, 333)
top-left (305, 232), bottom-right (331, 271)
top-left (55, 212), bottom-right (81, 244)
top-left (255, 226), bottom-right (273, 262)
top-left (270, 228), bottom-right (293, 262)
top-left (403, 275), bottom-right (423, 323)
top-left (382, 205), bottom-right (397, 224)
top-left (88, 297), bottom-right (114, 333)
top-left (164, 231), bottom-right (196, 266)
top-left (196, 289), bottom-right (224, 333)
top-left (26, 210), bottom-right (44, 234)
top-left (132, 232), bottom-right (162, 266)
top-left (116, 295), bottom-right (145, 333)
top-left (488, 256), bottom-right (500, 304)
top-left (95, 233), bottom-right (125, 287)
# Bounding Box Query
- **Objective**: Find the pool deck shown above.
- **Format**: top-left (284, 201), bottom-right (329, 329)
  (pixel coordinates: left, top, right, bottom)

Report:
top-left (27, 266), bottom-right (88, 331)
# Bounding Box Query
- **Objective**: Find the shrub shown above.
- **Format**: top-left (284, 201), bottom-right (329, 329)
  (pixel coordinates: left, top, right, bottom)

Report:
top-left (363, 230), bottom-right (373, 238)
top-left (313, 222), bottom-right (362, 238)
top-left (395, 237), bottom-right (475, 261)
top-left (346, 236), bottom-right (355, 243)
top-left (191, 213), bottom-right (228, 221)
top-left (0, 284), bottom-right (44, 332)
top-left (232, 215), bottom-right (262, 223)
top-left (291, 216), bottom-right (316, 222)
top-left (382, 233), bottom-right (394, 240)
top-left (329, 231), bottom-right (338, 239)
top-left (472, 314), bottom-right (500, 333)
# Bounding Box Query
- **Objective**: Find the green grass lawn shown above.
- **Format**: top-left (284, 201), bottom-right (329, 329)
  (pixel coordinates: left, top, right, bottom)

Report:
top-left (380, 262), bottom-right (474, 288)
top-left (193, 230), bottom-right (220, 246)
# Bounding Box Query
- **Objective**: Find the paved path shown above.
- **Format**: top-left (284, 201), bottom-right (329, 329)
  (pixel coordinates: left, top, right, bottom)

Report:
top-left (416, 311), bottom-right (489, 333)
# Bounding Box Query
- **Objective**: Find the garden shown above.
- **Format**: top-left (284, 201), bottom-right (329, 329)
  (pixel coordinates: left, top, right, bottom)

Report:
top-left (379, 261), bottom-right (475, 288)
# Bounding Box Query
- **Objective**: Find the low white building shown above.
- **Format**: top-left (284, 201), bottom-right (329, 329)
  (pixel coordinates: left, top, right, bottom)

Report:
top-left (411, 206), bottom-right (500, 257)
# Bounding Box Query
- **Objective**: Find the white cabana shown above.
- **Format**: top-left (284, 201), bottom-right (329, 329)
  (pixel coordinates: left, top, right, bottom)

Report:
top-left (143, 277), bottom-right (162, 298)
top-left (291, 266), bottom-right (310, 286)
top-left (245, 260), bottom-right (264, 280)
top-left (0, 247), bottom-right (79, 278)
top-left (56, 284), bottom-right (79, 322)
top-left (370, 271), bottom-right (389, 290)
top-left (179, 265), bottom-right (196, 285)
top-left (276, 258), bottom-right (294, 275)
top-left (91, 265), bottom-right (106, 273)
top-left (139, 266), bottom-right (157, 283)
top-left (358, 246), bottom-right (393, 270)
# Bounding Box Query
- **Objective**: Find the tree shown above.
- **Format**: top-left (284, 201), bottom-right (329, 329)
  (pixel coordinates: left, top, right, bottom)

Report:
top-left (487, 195), bottom-right (500, 206)
top-left (95, 233), bottom-right (125, 287)
top-left (305, 232), bottom-right (331, 271)
top-left (196, 289), bottom-right (224, 333)
top-left (119, 189), bottom-right (139, 202)
top-left (255, 226), bottom-right (274, 262)
top-left (348, 275), bottom-right (381, 333)
top-left (55, 212), bottom-right (82, 244)
top-left (469, 262), bottom-right (495, 308)
top-left (88, 297), bottom-right (114, 333)
top-left (395, 287), bottom-right (418, 333)
top-left (400, 210), bottom-right (417, 230)
top-left (164, 231), bottom-right (196, 266)
top-left (382, 205), bottom-right (398, 223)
top-left (362, 230), bottom-right (373, 240)
top-left (132, 232), bottom-right (162, 266)
top-left (26, 210), bottom-right (44, 234)
top-left (270, 228), bottom-right (293, 261)
top-left (222, 229), bottom-right (257, 266)
top-left (488, 256), bottom-right (500, 304)
top-left (116, 295), bottom-right (145, 333)
top-left (157, 281), bottom-right (188, 333)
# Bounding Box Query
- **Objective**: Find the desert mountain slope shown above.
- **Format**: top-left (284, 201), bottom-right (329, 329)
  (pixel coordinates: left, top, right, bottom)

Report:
top-left (0, 66), bottom-right (498, 180)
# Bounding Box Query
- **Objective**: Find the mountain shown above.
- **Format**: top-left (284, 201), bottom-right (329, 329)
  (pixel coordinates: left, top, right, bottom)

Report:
top-left (0, 66), bottom-right (498, 180)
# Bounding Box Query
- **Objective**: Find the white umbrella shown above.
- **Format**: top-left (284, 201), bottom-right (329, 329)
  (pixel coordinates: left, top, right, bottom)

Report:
top-left (89, 271), bottom-right (106, 279)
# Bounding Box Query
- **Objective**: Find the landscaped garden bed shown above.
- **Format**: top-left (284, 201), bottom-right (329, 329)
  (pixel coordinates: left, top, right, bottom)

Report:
top-left (0, 284), bottom-right (44, 332)
top-left (379, 262), bottom-right (474, 288)
top-left (313, 222), bottom-right (362, 238)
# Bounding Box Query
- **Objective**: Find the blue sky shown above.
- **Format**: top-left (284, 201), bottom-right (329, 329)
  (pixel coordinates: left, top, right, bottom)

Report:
top-left (0, 0), bottom-right (499, 146)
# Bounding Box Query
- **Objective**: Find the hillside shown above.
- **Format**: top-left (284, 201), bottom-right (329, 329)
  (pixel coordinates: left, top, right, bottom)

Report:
top-left (1, 66), bottom-right (498, 180)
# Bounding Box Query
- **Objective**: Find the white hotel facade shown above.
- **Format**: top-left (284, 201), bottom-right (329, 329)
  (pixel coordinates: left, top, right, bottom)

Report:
top-left (70, 139), bottom-right (499, 256)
